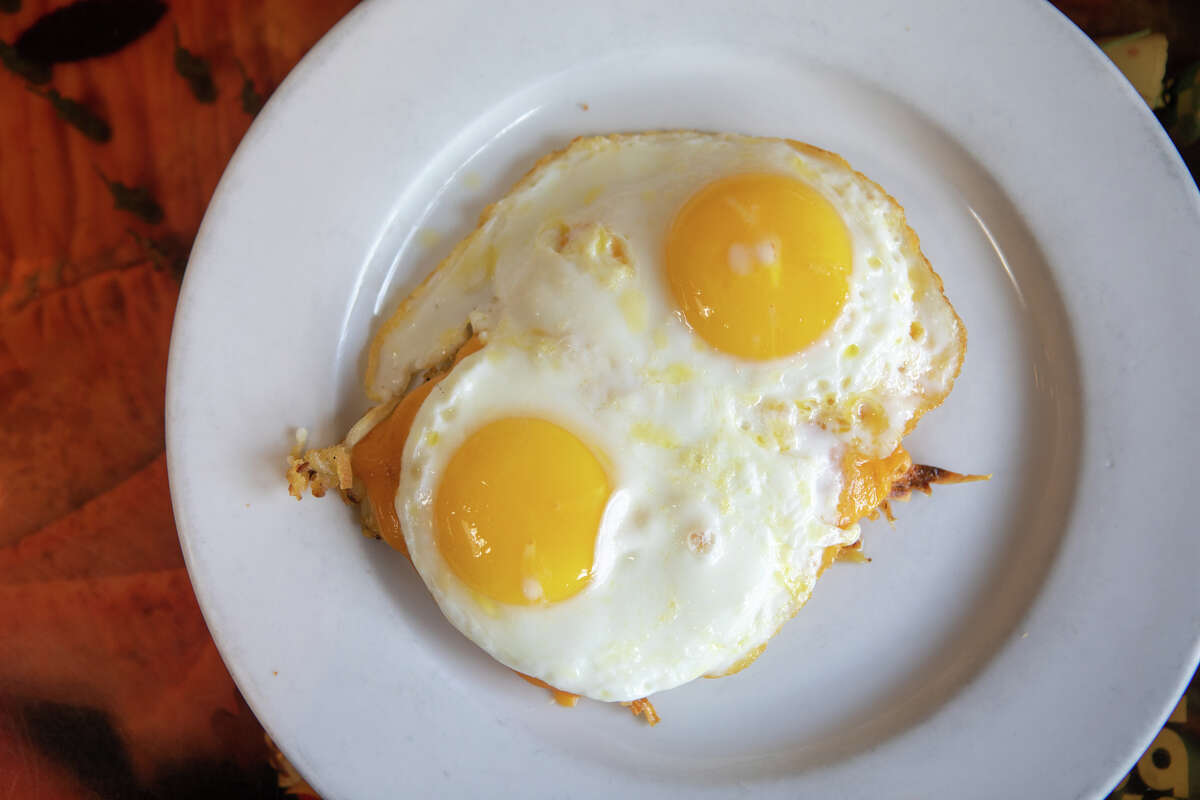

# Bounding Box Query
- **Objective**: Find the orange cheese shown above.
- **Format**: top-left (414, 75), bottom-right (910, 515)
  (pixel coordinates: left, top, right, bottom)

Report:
top-left (837, 446), bottom-right (912, 528)
top-left (515, 671), bottom-right (580, 707)
top-left (350, 335), bottom-right (485, 555)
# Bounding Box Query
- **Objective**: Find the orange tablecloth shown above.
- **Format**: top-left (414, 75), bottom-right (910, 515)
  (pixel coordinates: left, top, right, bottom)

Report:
top-left (0, 2), bottom-right (1195, 798)
top-left (0, 2), bottom-right (354, 796)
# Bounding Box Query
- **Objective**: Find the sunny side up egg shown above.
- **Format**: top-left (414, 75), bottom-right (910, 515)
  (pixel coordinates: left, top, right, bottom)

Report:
top-left (342, 132), bottom-right (965, 703)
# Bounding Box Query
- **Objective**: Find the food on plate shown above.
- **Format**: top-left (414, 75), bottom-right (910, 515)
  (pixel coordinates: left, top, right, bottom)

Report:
top-left (288, 132), bottom-right (979, 717)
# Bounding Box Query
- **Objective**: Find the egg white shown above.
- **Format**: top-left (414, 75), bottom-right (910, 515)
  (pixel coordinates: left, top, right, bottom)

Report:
top-left (372, 132), bottom-right (964, 701)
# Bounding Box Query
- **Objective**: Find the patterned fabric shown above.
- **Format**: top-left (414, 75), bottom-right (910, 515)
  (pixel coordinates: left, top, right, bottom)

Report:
top-left (1107, 672), bottom-right (1199, 800)
top-left (0, 2), bottom-right (357, 797)
top-left (0, 1), bottom-right (1194, 797)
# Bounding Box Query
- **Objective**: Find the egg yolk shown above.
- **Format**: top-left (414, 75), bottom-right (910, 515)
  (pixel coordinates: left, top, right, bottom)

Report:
top-left (433, 417), bottom-right (610, 606)
top-left (665, 173), bottom-right (852, 360)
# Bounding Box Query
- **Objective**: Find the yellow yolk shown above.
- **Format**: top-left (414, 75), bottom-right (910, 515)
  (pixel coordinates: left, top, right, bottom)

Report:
top-left (665, 173), bottom-right (852, 360)
top-left (433, 417), bottom-right (610, 606)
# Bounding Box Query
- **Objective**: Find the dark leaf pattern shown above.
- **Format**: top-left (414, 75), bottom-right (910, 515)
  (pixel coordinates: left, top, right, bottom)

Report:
top-left (14, 0), bottom-right (166, 64)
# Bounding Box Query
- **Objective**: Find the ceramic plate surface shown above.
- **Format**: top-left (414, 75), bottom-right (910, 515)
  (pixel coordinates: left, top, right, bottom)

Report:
top-left (167, 1), bottom-right (1200, 797)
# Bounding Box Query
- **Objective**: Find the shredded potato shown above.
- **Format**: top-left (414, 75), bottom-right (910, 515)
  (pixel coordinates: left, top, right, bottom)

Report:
top-left (879, 463), bottom-right (989, 521)
top-left (624, 697), bottom-right (661, 726)
top-left (286, 443), bottom-right (353, 500)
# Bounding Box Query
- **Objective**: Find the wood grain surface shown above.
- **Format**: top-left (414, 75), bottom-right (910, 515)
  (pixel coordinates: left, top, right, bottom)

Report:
top-left (0, 2), bottom-right (356, 797)
top-left (1, 1), bottom-right (1196, 799)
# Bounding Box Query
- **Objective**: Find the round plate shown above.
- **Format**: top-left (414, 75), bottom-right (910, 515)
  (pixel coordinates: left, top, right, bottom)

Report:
top-left (166, 1), bottom-right (1200, 796)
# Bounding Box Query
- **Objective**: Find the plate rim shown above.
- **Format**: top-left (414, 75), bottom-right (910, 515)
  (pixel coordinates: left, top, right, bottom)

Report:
top-left (167, 1), bottom-right (1200, 797)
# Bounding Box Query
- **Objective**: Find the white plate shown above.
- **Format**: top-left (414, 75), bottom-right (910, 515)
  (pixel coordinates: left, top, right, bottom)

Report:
top-left (166, 1), bottom-right (1200, 797)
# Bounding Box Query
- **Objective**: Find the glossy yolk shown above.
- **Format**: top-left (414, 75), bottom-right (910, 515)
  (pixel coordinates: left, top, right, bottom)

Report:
top-left (837, 445), bottom-right (913, 528)
top-left (350, 335), bottom-right (485, 555)
top-left (665, 173), bottom-right (852, 360)
top-left (434, 417), bottom-right (610, 606)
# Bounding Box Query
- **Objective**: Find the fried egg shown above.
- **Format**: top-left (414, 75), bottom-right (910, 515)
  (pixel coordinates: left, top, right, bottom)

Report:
top-left (354, 132), bottom-right (964, 702)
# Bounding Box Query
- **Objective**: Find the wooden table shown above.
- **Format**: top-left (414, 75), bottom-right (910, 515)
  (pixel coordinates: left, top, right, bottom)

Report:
top-left (1, 2), bottom-right (1195, 798)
